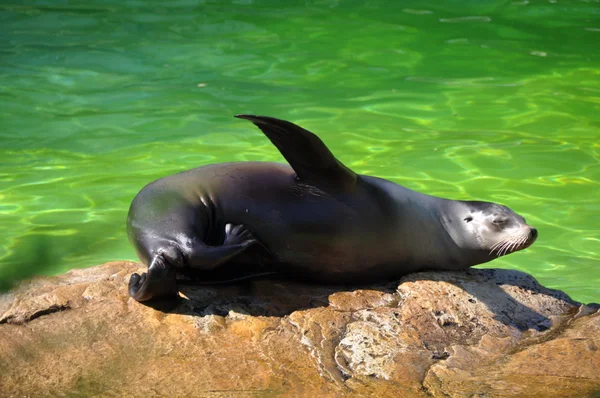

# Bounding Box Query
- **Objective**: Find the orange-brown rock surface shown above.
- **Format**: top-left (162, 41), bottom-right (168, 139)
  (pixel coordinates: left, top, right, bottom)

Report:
top-left (0, 261), bottom-right (598, 397)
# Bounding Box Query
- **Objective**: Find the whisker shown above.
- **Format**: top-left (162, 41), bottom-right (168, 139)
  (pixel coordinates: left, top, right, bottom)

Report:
top-left (491, 237), bottom-right (510, 256)
top-left (499, 241), bottom-right (509, 256)
top-left (502, 240), bottom-right (512, 256)
top-left (507, 232), bottom-right (528, 254)
top-left (489, 240), bottom-right (503, 255)
top-left (489, 229), bottom-right (531, 257)
top-left (490, 231), bottom-right (516, 256)
top-left (507, 238), bottom-right (518, 254)
top-left (509, 238), bottom-right (520, 254)
top-left (510, 234), bottom-right (525, 253)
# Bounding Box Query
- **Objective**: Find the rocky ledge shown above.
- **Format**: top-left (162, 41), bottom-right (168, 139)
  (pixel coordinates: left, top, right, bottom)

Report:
top-left (0, 261), bottom-right (599, 397)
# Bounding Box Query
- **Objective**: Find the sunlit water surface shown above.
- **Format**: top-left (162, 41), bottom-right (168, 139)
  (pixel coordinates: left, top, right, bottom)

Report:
top-left (1, 0), bottom-right (599, 303)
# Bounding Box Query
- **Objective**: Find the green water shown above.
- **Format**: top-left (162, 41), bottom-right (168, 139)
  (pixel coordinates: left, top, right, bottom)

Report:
top-left (1, 1), bottom-right (599, 303)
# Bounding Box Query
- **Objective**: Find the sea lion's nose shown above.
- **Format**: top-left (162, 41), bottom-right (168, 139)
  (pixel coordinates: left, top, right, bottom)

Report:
top-left (529, 227), bottom-right (538, 240)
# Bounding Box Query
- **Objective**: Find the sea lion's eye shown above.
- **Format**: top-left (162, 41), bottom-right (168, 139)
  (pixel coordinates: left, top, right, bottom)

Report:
top-left (464, 216), bottom-right (473, 223)
top-left (492, 218), bottom-right (507, 225)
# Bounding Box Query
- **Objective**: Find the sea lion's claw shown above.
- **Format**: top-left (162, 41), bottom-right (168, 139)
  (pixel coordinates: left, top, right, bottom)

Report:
top-left (224, 223), bottom-right (255, 246)
top-left (241, 238), bottom-right (257, 248)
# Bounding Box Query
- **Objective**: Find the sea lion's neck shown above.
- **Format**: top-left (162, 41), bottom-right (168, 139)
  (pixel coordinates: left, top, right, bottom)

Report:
top-left (363, 176), bottom-right (466, 268)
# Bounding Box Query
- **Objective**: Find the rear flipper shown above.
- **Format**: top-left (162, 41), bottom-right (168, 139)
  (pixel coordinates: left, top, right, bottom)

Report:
top-left (129, 223), bottom-right (261, 302)
top-left (186, 223), bottom-right (259, 269)
top-left (129, 254), bottom-right (178, 302)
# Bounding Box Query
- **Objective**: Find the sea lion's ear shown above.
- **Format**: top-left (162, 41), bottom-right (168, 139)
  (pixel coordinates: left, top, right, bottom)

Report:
top-left (236, 115), bottom-right (357, 192)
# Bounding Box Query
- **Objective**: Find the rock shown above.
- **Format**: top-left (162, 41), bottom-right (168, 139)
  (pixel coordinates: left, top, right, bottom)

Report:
top-left (0, 261), bottom-right (598, 397)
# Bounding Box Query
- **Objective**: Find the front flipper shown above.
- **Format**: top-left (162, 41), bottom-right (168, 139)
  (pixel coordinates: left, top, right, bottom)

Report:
top-left (235, 115), bottom-right (357, 192)
top-left (129, 254), bottom-right (178, 302)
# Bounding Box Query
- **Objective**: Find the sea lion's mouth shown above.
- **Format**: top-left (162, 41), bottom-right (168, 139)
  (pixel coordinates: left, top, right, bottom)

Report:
top-left (489, 227), bottom-right (538, 257)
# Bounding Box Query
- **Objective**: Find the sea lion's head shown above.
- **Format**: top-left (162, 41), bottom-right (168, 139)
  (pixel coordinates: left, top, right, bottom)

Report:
top-left (444, 200), bottom-right (537, 259)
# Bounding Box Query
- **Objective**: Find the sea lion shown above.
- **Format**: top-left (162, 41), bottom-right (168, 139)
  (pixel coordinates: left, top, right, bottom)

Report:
top-left (127, 115), bottom-right (538, 302)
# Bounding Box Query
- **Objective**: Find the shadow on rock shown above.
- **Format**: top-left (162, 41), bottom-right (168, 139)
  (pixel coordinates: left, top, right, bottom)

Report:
top-left (405, 268), bottom-right (580, 332)
top-left (148, 273), bottom-right (398, 317)
top-left (140, 267), bottom-right (580, 334)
